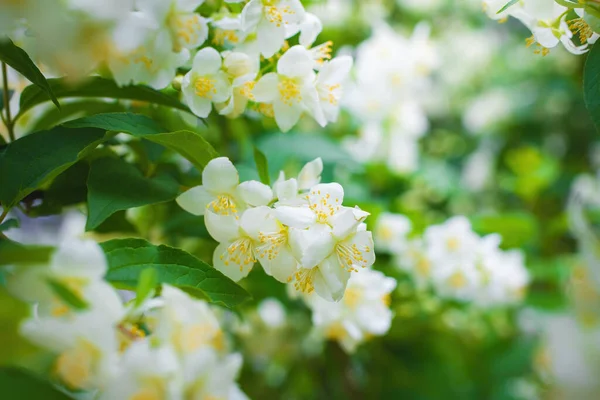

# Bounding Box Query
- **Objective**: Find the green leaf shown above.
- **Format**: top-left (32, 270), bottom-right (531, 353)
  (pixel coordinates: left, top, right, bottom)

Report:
top-left (253, 147), bottom-right (270, 185)
top-left (64, 113), bottom-right (218, 170)
top-left (0, 367), bottom-right (72, 399)
top-left (0, 240), bottom-right (54, 266)
top-left (470, 212), bottom-right (539, 249)
top-left (0, 39), bottom-right (59, 109)
top-left (30, 100), bottom-right (126, 133)
top-left (46, 278), bottom-right (88, 310)
top-left (0, 218), bottom-right (19, 232)
top-left (585, 43), bottom-right (600, 132)
top-left (0, 290), bottom-right (39, 366)
top-left (496, 0), bottom-right (519, 14)
top-left (0, 126), bottom-right (107, 207)
top-left (100, 238), bottom-right (251, 308)
top-left (18, 77), bottom-right (190, 120)
top-left (135, 268), bottom-right (157, 308)
top-left (86, 157), bottom-right (180, 230)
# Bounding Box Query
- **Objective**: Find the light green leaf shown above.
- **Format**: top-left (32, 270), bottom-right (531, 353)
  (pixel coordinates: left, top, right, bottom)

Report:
top-left (0, 126), bottom-right (107, 207)
top-left (253, 147), bottom-right (270, 185)
top-left (0, 367), bottom-right (72, 400)
top-left (0, 39), bottom-right (59, 109)
top-left (100, 238), bottom-right (251, 308)
top-left (46, 278), bottom-right (88, 310)
top-left (0, 289), bottom-right (39, 366)
top-left (18, 77), bottom-right (190, 120)
top-left (0, 240), bottom-right (54, 266)
top-left (0, 218), bottom-right (19, 232)
top-left (470, 212), bottom-right (539, 249)
top-left (135, 268), bottom-right (157, 308)
top-left (496, 0), bottom-right (519, 14)
top-left (64, 113), bottom-right (218, 170)
top-left (86, 157), bottom-right (180, 230)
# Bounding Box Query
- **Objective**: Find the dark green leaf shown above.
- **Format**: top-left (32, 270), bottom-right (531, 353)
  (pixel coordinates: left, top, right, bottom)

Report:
top-left (253, 147), bottom-right (270, 185)
top-left (0, 218), bottom-right (19, 232)
top-left (29, 162), bottom-right (89, 217)
top-left (0, 240), bottom-right (54, 266)
top-left (585, 43), bottom-right (600, 132)
top-left (135, 268), bottom-right (157, 308)
top-left (0, 126), bottom-right (107, 207)
top-left (30, 100), bottom-right (126, 133)
top-left (496, 0), bottom-right (519, 14)
top-left (86, 157), bottom-right (180, 230)
top-left (0, 39), bottom-right (59, 109)
top-left (0, 89), bottom-right (13, 113)
top-left (0, 367), bottom-right (72, 400)
top-left (64, 113), bottom-right (218, 170)
top-left (18, 77), bottom-right (190, 120)
top-left (100, 238), bottom-right (251, 308)
top-left (46, 278), bottom-right (88, 310)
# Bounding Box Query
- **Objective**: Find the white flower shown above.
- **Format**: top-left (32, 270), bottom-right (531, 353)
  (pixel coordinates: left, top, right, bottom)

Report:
top-left (286, 12), bottom-right (322, 48)
top-left (374, 212), bottom-right (412, 254)
top-left (149, 285), bottom-right (224, 354)
top-left (315, 55), bottom-right (352, 123)
top-left (182, 47), bottom-right (232, 118)
top-left (21, 309), bottom-right (121, 390)
top-left (306, 268), bottom-right (396, 353)
top-left (431, 259), bottom-right (483, 302)
top-left (99, 341), bottom-right (183, 400)
top-left (183, 349), bottom-right (248, 400)
top-left (253, 45), bottom-right (326, 132)
top-left (424, 216), bottom-right (480, 264)
top-left (241, 0), bottom-right (306, 58)
top-left (219, 51), bottom-right (260, 118)
top-left (278, 183), bottom-right (375, 301)
top-left (257, 298), bottom-right (287, 328)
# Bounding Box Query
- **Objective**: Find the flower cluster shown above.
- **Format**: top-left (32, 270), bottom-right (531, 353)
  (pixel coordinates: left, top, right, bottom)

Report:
top-left (343, 22), bottom-right (438, 174)
top-left (5, 238), bottom-right (246, 399)
top-left (2, 0), bottom-right (351, 133)
top-left (483, 0), bottom-right (600, 55)
top-left (177, 156), bottom-right (376, 301)
top-left (376, 214), bottom-right (530, 307)
top-left (304, 267), bottom-right (397, 353)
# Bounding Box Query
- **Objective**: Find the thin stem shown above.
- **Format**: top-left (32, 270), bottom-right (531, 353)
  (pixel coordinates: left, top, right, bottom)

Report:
top-left (0, 207), bottom-right (9, 225)
top-left (1, 62), bottom-right (14, 142)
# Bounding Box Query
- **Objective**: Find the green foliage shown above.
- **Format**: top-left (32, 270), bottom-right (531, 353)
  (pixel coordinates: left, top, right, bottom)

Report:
top-left (585, 43), bottom-right (600, 132)
top-left (0, 240), bottom-right (54, 266)
top-left (46, 278), bottom-right (89, 311)
top-left (0, 290), bottom-right (38, 366)
top-left (0, 126), bottom-right (107, 207)
top-left (253, 147), bottom-right (270, 185)
top-left (64, 113), bottom-right (219, 170)
top-left (0, 218), bottom-right (19, 232)
top-left (0, 39), bottom-right (59, 109)
top-left (100, 238), bottom-right (251, 308)
top-left (86, 157), bottom-right (180, 230)
top-left (135, 268), bottom-right (158, 308)
top-left (0, 367), bottom-right (72, 399)
top-left (496, 0), bottom-right (520, 14)
top-left (471, 212), bottom-right (539, 249)
top-left (17, 77), bottom-right (189, 120)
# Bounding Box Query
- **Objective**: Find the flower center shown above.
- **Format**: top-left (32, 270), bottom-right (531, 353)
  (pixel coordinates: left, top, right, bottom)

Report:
top-left (312, 41), bottom-right (332, 65)
top-left (308, 190), bottom-right (341, 223)
top-left (335, 241), bottom-right (369, 272)
top-left (448, 271), bottom-right (467, 289)
top-left (343, 287), bottom-right (362, 308)
top-left (220, 238), bottom-right (256, 271)
top-left (208, 195), bottom-right (238, 217)
top-left (212, 29), bottom-right (239, 45)
top-left (256, 227), bottom-right (287, 261)
top-left (240, 81), bottom-right (256, 100)
top-left (278, 78), bottom-right (302, 106)
top-left (292, 268), bottom-right (315, 294)
top-left (178, 323), bottom-right (221, 352)
top-left (173, 14), bottom-right (202, 47)
top-left (194, 76), bottom-right (217, 99)
top-left (446, 237), bottom-right (460, 251)
top-left (54, 340), bottom-right (98, 390)
top-left (319, 83), bottom-right (341, 105)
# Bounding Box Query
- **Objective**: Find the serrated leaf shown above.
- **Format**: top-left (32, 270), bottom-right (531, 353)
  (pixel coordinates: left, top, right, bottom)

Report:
top-left (253, 147), bottom-right (270, 185)
top-left (496, 0), bottom-right (519, 14)
top-left (0, 367), bottom-right (72, 400)
top-left (100, 238), bottom-right (251, 308)
top-left (0, 218), bottom-right (19, 232)
top-left (0, 126), bottom-right (107, 207)
top-left (0, 240), bottom-right (54, 266)
top-left (0, 39), bottom-right (59, 109)
top-left (86, 157), bottom-right (180, 230)
top-left (135, 268), bottom-right (157, 308)
top-left (18, 77), bottom-right (190, 120)
top-left (64, 113), bottom-right (218, 170)
top-left (46, 278), bottom-right (88, 310)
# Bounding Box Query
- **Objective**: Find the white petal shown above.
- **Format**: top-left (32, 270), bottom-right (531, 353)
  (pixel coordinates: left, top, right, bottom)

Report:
top-left (259, 245), bottom-right (298, 283)
top-left (176, 186), bottom-right (213, 216)
top-left (272, 205), bottom-right (315, 229)
top-left (273, 100), bottom-right (303, 132)
top-left (239, 206), bottom-right (278, 240)
top-left (318, 56), bottom-right (353, 85)
top-left (237, 181), bottom-right (273, 207)
top-left (301, 83), bottom-right (326, 127)
top-left (301, 224), bottom-right (335, 268)
top-left (213, 241), bottom-right (254, 282)
top-left (202, 157), bottom-right (239, 193)
top-left (274, 177), bottom-right (298, 201)
top-left (211, 71), bottom-right (233, 103)
top-left (183, 79), bottom-right (213, 118)
top-left (205, 211), bottom-right (241, 243)
top-left (256, 20), bottom-right (286, 58)
top-left (252, 73), bottom-right (278, 103)
top-left (277, 45), bottom-right (313, 77)
top-left (280, 0), bottom-right (306, 24)
top-left (307, 182), bottom-right (344, 220)
top-left (298, 13), bottom-right (322, 47)
top-left (330, 207), bottom-right (367, 240)
top-left (51, 239), bottom-right (107, 279)
top-left (313, 255), bottom-right (350, 301)
top-left (192, 47), bottom-right (222, 74)
top-left (297, 157), bottom-right (323, 190)
top-left (240, 0), bottom-right (262, 31)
